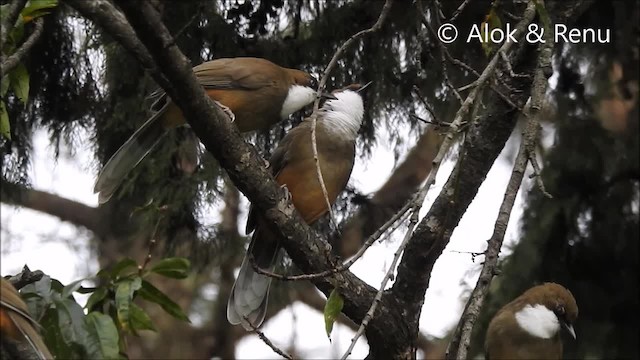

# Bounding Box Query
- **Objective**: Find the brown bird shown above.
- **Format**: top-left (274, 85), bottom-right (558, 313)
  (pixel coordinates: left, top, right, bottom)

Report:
top-left (1, 278), bottom-right (53, 360)
top-left (485, 282), bottom-right (578, 360)
top-left (227, 83), bottom-right (369, 329)
top-left (94, 57), bottom-right (323, 204)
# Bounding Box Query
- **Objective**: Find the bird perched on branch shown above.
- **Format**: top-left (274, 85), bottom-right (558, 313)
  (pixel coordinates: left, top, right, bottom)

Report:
top-left (227, 82), bottom-right (370, 330)
top-left (0, 278), bottom-right (52, 360)
top-left (94, 57), bottom-right (324, 204)
top-left (485, 282), bottom-right (578, 359)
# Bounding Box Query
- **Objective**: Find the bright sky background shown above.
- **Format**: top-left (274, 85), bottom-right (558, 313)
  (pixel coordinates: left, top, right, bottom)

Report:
top-left (0, 119), bottom-right (542, 358)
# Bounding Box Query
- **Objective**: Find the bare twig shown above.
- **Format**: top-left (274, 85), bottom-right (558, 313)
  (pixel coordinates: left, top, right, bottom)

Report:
top-left (1, 18), bottom-right (44, 78)
top-left (445, 5), bottom-right (552, 358)
top-left (341, 196), bottom-right (421, 360)
top-left (309, 0), bottom-right (394, 234)
top-left (0, 0), bottom-right (28, 49)
top-left (248, 199), bottom-right (412, 281)
top-left (138, 207), bottom-right (167, 275)
top-left (449, 0), bottom-right (473, 22)
top-left (243, 316), bottom-right (294, 360)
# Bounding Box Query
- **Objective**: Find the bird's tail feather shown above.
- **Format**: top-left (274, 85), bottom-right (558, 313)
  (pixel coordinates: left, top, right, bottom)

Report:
top-left (227, 228), bottom-right (281, 330)
top-left (94, 107), bottom-right (169, 204)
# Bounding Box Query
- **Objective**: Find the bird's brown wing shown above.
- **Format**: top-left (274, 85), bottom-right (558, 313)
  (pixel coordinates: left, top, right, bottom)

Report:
top-left (244, 123), bottom-right (309, 234)
top-left (193, 58), bottom-right (277, 90)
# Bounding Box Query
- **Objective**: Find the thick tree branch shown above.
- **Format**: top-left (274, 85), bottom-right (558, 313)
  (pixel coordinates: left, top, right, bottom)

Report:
top-left (444, 11), bottom-right (557, 359)
top-left (0, 18), bottom-right (44, 78)
top-left (91, 1), bottom-right (411, 358)
top-left (2, 186), bottom-right (103, 236)
top-left (391, 0), bottom-right (538, 333)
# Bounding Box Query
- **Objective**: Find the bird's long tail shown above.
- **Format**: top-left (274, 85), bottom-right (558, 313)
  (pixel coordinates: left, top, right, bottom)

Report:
top-left (227, 228), bottom-right (281, 330)
top-left (94, 106), bottom-right (169, 204)
top-left (0, 279), bottom-right (53, 360)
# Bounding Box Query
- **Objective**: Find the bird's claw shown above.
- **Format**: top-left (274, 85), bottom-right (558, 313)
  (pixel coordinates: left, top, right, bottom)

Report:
top-left (214, 100), bottom-right (236, 122)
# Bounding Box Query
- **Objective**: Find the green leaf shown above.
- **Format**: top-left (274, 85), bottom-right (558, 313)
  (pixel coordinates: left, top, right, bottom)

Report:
top-left (85, 287), bottom-right (108, 312)
top-left (54, 297), bottom-right (90, 357)
top-left (149, 257), bottom-right (190, 279)
top-left (21, 0), bottom-right (58, 22)
top-left (129, 303), bottom-right (156, 333)
top-left (62, 278), bottom-right (89, 299)
top-left (114, 277), bottom-right (142, 331)
top-left (84, 312), bottom-right (120, 359)
top-left (0, 101), bottom-right (10, 140)
top-left (40, 306), bottom-right (75, 359)
top-left (109, 258), bottom-right (138, 279)
top-left (138, 280), bottom-right (190, 322)
top-left (9, 62), bottom-right (29, 105)
top-left (323, 289), bottom-right (344, 341)
top-left (22, 275), bottom-right (53, 319)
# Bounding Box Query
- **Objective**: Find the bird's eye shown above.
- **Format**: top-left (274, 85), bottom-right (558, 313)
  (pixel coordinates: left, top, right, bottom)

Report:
top-left (555, 305), bottom-right (566, 316)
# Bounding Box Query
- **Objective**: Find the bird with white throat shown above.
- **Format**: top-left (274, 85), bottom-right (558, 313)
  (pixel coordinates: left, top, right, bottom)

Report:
top-left (227, 82), bottom-right (370, 330)
top-left (485, 282), bottom-right (578, 360)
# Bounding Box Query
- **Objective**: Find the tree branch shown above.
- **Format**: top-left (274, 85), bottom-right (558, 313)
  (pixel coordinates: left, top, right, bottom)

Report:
top-left (2, 185), bottom-right (104, 236)
top-left (95, 1), bottom-right (411, 357)
top-left (391, 0), bottom-right (538, 333)
top-left (0, 0), bottom-right (28, 49)
top-left (0, 18), bottom-right (44, 78)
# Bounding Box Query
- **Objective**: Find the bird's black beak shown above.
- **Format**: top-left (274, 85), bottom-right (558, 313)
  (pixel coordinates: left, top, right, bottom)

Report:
top-left (563, 323), bottom-right (576, 340)
top-left (356, 81), bottom-right (373, 93)
top-left (320, 91), bottom-right (338, 100)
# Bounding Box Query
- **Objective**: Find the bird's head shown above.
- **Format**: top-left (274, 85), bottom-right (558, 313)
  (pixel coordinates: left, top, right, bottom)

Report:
top-left (516, 282), bottom-right (579, 340)
top-left (318, 82), bottom-right (369, 139)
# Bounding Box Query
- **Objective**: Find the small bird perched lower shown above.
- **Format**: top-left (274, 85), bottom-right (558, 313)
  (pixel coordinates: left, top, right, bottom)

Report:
top-left (226, 83), bottom-right (369, 330)
top-left (485, 282), bottom-right (578, 360)
top-left (94, 57), bottom-right (323, 204)
top-left (0, 278), bottom-right (53, 360)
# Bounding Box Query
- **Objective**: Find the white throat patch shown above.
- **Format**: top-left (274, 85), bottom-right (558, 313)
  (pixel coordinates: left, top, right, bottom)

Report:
top-left (280, 85), bottom-right (316, 119)
top-left (320, 90), bottom-right (364, 139)
top-left (515, 304), bottom-right (560, 339)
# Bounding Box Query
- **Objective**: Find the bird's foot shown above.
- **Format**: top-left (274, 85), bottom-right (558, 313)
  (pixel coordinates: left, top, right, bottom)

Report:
top-left (280, 184), bottom-right (292, 202)
top-left (214, 100), bottom-right (236, 122)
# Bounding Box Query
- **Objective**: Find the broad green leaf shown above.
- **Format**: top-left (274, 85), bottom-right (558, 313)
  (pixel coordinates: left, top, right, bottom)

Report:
top-left (323, 289), bottom-right (344, 341)
top-left (85, 287), bottom-right (108, 312)
top-left (84, 312), bottom-right (120, 359)
top-left (109, 258), bottom-right (138, 279)
top-left (21, 0), bottom-right (58, 22)
top-left (138, 280), bottom-right (190, 322)
top-left (54, 297), bottom-right (90, 357)
top-left (40, 306), bottom-right (75, 359)
top-left (9, 62), bottom-right (29, 105)
top-left (149, 257), bottom-right (190, 279)
top-left (114, 277), bottom-right (142, 331)
top-left (22, 275), bottom-right (53, 319)
top-left (0, 101), bottom-right (10, 140)
top-left (129, 303), bottom-right (156, 333)
top-left (62, 278), bottom-right (89, 299)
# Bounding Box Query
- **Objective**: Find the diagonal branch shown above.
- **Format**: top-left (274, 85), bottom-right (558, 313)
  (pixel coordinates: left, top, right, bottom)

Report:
top-left (391, 0), bottom-right (539, 333)
top-left (0, 0), bottom-right (28, 49)
top-left (96, 1), bottom-right (412, 357)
